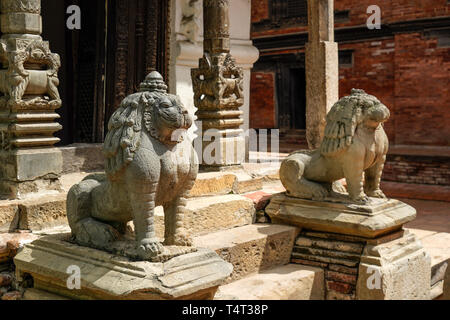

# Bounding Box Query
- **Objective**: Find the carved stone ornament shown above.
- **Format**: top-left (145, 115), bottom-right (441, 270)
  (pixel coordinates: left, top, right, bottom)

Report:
top-left (191, 52), bottom-right (244, 111)
top-left (67, 72), bottom-right (199, 261)
top-left (0, 38), bottom-right (61, 109)
top-left (0, 0), bottom-right (41, 14)
top-left (280, 89), bottom-right (391, 204)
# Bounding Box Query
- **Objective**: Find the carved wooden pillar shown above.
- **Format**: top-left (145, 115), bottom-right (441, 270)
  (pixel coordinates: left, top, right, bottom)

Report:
top-left (191, 0), bottom-right (245, 169)
top-left (305, 0), bottom-right (339, 149)
top-left (0, 0), bottom-right (63, 199)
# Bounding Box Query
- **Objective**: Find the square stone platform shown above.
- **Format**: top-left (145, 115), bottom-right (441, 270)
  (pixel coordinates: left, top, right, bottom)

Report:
top-left (13, 234), bottom-right (233, 300)
top-left (266, 193), bottom-right (417, 238)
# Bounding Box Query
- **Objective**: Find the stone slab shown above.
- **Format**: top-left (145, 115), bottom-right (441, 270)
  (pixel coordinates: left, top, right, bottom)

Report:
top-left (0, 148), bottom-right (62, 182)
top-left (266, 193), bottom-right (416, 238)
top-left (216, 264), bottom-right (324, 300)
top-left (0, 202), bottom-right (19, 232)
top-left (18, 193), bottom-right (67, 231)
top-left (14, 234), bottom-right (233, 300)
top-left (193, 224), bottom-right (299, 283)
top-left (155, 194), bottom-right (255, 238)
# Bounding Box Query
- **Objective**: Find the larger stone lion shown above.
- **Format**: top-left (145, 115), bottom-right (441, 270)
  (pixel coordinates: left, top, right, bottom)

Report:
top-left (67, 72), bottom-right (198, 260)
top-left (280, 89), bottom-right (390, 204)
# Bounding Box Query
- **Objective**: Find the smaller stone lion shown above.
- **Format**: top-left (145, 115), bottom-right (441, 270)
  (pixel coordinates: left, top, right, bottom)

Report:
top-left (67, 72), bottom-right (198, 260)
top-left (280, 89), bottom-right (390, 204)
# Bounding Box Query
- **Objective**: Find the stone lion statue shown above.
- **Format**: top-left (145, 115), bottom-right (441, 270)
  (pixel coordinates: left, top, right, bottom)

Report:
top-left (280, 89), bottom-right (390, 204)
top-left (67, 71), bottom-right (198, 259)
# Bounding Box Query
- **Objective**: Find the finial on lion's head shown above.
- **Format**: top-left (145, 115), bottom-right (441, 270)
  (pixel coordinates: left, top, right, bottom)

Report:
top-left (139, 71), bottom-right (168, 93)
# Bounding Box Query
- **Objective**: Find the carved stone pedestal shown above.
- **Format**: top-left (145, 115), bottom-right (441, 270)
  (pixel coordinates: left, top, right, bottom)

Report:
top-left (14, 234), bottom-right (233, 300)
top-left (0, 0), bottom-right (62, 199)
top-left (266, 194), bottom-right (432, 300)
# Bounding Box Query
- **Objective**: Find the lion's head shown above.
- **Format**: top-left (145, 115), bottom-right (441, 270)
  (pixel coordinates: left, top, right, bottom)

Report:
top-left (103, 71), bottom-right (193, 178)
top-left (320, 89), bottom-right (390, 156)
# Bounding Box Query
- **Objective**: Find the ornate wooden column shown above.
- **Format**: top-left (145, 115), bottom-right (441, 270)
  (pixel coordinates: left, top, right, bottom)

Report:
top-left (191, 0), bottom-right (245, 169)
top-left (0, 0), bottom-right (63, 199)
top-left (305, 0), bottom-right (339, 149)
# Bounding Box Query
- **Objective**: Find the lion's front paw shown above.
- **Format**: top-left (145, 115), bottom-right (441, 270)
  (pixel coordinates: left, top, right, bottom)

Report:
top-left (310, 184), bottom-right (329, 201)
top-left (351, 193), bottom-right (370, 205)
top-left (366, 189), bottom-right (387, 199)
top-left (137, 238), bottom-right (164, 259)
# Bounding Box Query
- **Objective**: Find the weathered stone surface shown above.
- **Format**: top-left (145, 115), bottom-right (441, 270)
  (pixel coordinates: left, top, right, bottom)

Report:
top-left (14, 234), bottom-right (233, 300)
top-left (266, 193), bottom-right (416, 238)
top-left (18, 193), bottom-right (66, 230)
top-left (357, 232), bottom-right (431, 300)
top-left (232, 173), bottom-right (263, 194)
top-left (194, 224), bottom-right (299, 283)
top-left (189, 172), bottom-right (236, 197)
top-left (216, 264), bottom-right (324, 300)
top-left (0, 149), bottom-right (63, 199)
top-left (154, 194), bottom-right (255, 238)
top-left (0, 202), bottom-right (19, 232)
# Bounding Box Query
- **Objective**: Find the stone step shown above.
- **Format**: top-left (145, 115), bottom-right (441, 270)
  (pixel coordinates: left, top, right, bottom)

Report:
top-left (193, 224), bottom-right (299, 283)
top-left (1, 166), bottom-right (281, 233)
top-left (154, 194), bottom-right (256, 238)
top-left (215, 264), bottom-right (324, 300)
top-left (408, 228), bottom-right (450, 300)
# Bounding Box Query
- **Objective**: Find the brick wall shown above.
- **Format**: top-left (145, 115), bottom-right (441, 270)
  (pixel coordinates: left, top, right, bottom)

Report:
top-left (384, 155), bottom-right (450, 185)
top-left (251, 0), bottom-right (450, 37)
top-left (393, 32), bottom-right (450, 146)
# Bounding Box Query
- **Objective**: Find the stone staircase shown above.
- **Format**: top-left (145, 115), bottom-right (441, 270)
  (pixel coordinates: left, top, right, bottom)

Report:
top-left (0, 146), bottom-right (449, 300)
top-left (0, 151), bottom-right (326, 300)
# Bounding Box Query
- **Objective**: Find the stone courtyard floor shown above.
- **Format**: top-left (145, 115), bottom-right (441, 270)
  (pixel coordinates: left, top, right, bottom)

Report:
top-left (403, 198), bottom-right (450, 234)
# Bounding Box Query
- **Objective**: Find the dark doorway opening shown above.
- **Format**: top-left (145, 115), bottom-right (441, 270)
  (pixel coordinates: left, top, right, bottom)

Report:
top-left (41, 0), bottom-right (170, 145)
top-left (277, 67), bottom-right (306, 130)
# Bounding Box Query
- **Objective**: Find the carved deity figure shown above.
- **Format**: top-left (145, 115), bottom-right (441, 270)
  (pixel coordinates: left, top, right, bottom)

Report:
top-left (280, 89), bottom-right (390, 204)
top-left (67, 72), bottom-right (198, 260)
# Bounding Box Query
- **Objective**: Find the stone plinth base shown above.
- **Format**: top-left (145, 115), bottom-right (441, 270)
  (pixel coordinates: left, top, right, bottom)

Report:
top-left (268, 194), bottom-right (431, 299)
top-left (266, 193), bottom-right (417, 238)
top-left (0, 148), bottom-right (62, 199)
top-left (14, 234), bottom-right (233, 300)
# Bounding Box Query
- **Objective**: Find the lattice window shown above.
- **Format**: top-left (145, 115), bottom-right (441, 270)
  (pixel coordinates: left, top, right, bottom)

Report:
top-left (339, 50), bottom-right (354, 68)
top-left (286, 0), bottom-right (307, 18)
